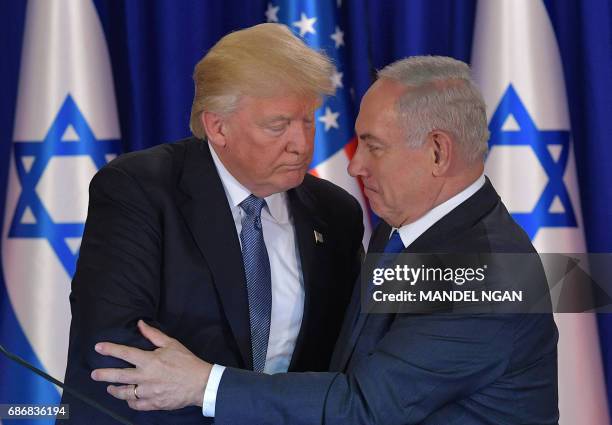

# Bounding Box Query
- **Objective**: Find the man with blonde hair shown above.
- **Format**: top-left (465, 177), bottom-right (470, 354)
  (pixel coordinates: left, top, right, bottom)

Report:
top-left (94, 55), bottom-right (558, 424)
top-left (61, 23), bottom-right (364, 424)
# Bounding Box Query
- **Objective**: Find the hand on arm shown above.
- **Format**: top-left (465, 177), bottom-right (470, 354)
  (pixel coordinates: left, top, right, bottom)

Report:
top-left (92, 320), bottom-right (212, 411)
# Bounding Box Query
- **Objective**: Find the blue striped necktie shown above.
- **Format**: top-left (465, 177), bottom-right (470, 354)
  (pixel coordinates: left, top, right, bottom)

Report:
top-left (239, 195), bottom-right (272, 373)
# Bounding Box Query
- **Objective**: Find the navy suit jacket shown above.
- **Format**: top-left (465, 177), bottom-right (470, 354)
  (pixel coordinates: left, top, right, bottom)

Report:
top-left (215, 178), bottom-right (559, 425)
top-left (59, 138), bottom-right (364, 424)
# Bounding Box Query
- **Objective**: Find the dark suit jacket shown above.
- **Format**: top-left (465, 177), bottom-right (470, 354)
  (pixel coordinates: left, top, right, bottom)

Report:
top-left (215, 178), bottom-right (559, 425)
top-left (59, 137), bottom-right (364, 424)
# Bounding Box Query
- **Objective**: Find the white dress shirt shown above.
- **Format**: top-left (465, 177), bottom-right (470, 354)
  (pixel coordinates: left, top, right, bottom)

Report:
top-left (202, 144), bottom-right (305, 416)
top-left (394, 174), bottom-right (486, 246)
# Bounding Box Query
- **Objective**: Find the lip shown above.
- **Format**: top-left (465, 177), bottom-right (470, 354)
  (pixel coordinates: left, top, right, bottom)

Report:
top-left (281, 163), bottom-right (306, 171)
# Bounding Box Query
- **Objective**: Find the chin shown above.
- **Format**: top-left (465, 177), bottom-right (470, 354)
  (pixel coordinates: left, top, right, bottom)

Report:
top-left (288, 171), bottom-right (306, 187)
top-left (277, 171), bottom-right (306, 192)
top-left (367, 198), bottom-right (386, 221)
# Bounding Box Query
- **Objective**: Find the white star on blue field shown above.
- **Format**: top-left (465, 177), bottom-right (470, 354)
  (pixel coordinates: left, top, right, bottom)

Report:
top-left (9, 95), bottom-right (122, 276)
top-left (488, 84), bottom-right (576, 239)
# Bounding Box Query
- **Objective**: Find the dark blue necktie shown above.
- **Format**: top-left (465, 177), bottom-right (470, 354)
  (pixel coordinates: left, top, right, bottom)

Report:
top-left (239, 195), bottom-right (272, 372)
top-left (384, 230), bottom-right (405, 254)
top-left (351, 229), bottom-right (405, 309)
top-left (367, 229), bottom-right (405, 295)
top-left (363, 230), bottom-right (406, 313)
top-left (368, 230), bottom-right (404, 295)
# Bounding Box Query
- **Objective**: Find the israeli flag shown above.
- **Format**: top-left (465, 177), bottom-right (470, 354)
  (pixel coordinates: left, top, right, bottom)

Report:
top-left (472, 0), bottom-right (609, 423)
top-left (0, 0), bottom-right (121, 418)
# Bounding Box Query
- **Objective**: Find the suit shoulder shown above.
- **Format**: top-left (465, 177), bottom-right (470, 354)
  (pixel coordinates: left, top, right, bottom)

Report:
top-left (483, 202), bottom-right (537, 253)
top-left (106, 137), bottom-right (195, 178)
top-left (92, 137), bottom-right (199, 191)
top-left (456, 202), bottom-right (537, 254)
top-left (301, 174), bottom-right (362, 215)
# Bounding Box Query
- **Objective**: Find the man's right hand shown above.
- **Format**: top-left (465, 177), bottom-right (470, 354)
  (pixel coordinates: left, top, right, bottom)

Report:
top-left (91, 320), bottom-right (212, 411)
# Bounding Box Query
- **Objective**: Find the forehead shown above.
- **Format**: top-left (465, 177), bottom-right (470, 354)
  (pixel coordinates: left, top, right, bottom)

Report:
top-left (235, 93), bottom-right (318, 118)
top-left (356, 79), bottom-right (406, 136)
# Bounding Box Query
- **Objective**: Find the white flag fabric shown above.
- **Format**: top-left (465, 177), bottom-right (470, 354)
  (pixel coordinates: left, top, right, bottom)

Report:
top-left (472, 0), bottom-right (609, 423)
top-left (1, 0), bottom-right (121, 404)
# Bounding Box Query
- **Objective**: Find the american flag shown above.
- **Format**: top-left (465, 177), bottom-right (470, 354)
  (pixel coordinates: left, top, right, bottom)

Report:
top-left (263, 1), bottom-right (372, 244)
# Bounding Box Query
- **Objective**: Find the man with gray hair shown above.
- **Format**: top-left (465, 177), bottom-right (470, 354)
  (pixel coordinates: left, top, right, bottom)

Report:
top-left (61, 23), bottom-right (364, 424)
top-left (94, 55), bottom-right (558, 424)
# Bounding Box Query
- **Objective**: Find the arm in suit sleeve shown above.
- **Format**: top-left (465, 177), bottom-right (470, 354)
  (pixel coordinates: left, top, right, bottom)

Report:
top-left (69, 164), bottom-right (163, 370)
top-left (214, 314), bottom-right (516, 425)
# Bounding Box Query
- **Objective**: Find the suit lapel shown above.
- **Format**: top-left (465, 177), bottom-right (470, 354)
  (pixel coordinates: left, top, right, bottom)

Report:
top-left (407, 178), bottom-right (499, 253)
top-left (286, 184), bottom-right (330, 370)
top-left (176, 140), bottom-right (252, 369)
top-left (332, 178), bottom-right (501, 371)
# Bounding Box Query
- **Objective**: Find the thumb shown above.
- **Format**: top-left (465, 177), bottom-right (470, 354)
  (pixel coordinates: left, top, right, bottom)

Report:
top-left (137, 319), bottom-right (173, 348)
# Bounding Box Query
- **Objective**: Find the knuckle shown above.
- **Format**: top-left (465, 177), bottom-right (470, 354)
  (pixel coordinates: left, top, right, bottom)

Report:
top-left (110, 386), bottom-right (121, 398)
top-left (159, 398), bottom-right (170, 410)
top-left (111, 386), bottom-right (121, 397)
top-left (128, 400), bottom-right (144, 411)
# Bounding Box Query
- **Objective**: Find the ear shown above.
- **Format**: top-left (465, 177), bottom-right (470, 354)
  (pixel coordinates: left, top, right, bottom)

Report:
top-left (201, 111), bottom-right (228, 147)
top-left (428, 130), bottom-right (453, 176)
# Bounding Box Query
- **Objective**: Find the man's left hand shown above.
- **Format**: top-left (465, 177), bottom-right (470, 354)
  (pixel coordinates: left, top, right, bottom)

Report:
top-left (91, 319), bottom-right (211, 411)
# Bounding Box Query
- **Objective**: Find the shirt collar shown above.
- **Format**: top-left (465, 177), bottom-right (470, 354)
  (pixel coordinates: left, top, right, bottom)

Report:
top-left (392, 173), bottom-right (486, 248)
top-left (208, 143), bottom-right (289, 223)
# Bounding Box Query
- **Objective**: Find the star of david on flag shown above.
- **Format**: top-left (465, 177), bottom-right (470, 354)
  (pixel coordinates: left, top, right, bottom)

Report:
top-left (488, 84), bottom-right (575, 239)
top-left (0, 0), bottom-right (122, 415)
top-left (9, 95), bottom-right (121, 277)
top-left (472, 0), bottom-right (609, 422)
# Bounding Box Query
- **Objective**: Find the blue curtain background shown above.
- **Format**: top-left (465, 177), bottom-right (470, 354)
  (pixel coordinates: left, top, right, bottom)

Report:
top-left (1, 0), bottom-right (611, 414)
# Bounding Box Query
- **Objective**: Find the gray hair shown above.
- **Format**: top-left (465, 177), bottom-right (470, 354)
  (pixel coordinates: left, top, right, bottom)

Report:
top-left (377, 56), bottom-right (489, 162)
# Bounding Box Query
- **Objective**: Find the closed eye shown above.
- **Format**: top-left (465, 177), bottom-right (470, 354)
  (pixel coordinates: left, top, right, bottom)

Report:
top-left (367, 143), bottom-right (381, 153)
top-left (264, 119), bottom-right (289, 134)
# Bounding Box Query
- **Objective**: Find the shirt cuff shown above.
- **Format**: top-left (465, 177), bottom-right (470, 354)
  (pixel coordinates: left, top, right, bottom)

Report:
top-left (202, 364), bottom-right (226, 417)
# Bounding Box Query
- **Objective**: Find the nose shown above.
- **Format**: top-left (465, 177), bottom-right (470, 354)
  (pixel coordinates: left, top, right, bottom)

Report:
top-left (286, 121), bottom-right (312, 156)
top-left (348, 143), bottom-right (367, 178)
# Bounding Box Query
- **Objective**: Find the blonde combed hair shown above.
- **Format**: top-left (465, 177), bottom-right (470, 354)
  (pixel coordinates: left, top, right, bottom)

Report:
top-left (190, 23), bottom-right (335, 139)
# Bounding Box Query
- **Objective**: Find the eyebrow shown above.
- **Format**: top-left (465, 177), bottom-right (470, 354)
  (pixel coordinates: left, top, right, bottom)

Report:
top-left (358, 133), bottom-right (383, 143)
top-left (258, 116), bottom-right (290, 127)
top-left (262, 116), bottom-right (290, 123)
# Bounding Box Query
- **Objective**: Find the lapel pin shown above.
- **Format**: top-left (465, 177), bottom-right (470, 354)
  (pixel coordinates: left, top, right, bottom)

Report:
top-left (314, 230), bottom-right (324, 244)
